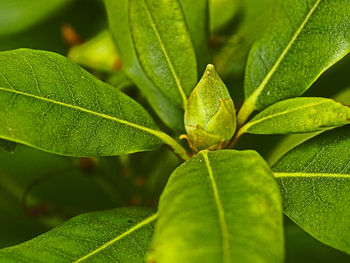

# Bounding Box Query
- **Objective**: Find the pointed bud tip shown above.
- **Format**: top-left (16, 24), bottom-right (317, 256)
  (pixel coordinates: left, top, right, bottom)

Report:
top-left (205, 64), bottom-right (215, 75)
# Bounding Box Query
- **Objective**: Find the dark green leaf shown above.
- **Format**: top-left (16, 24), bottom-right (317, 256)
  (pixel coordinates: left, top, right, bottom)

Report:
top-left (240, 0), bottom-right (350, 122)
top-left (285, 221), bottom-right (350, 263)
top-left (273, 126), bottom-right (350, 254)
top-left (148, 150), bottom-right (284, 263)
top-left (240, 97), bottom-right (350, 135)
top-left (179, 0), bottom-right (210, 73)
top-left (129, 0), bottom-right (198, 108)
top-left (0, 207), bottom-right (156, 262)
top-left (0, 0), bottom-right (73, 36)
top-left (0, 49), bottom-right (162, 157)
top-left (0, 145), bottom-right (125, 248)
top-left (0, 139), bottom-right (16, 153)
top-left (104, 0), bottom-right (184, 131)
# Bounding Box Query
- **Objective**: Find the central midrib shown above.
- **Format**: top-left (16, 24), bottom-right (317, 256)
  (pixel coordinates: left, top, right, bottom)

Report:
top-left (0, 86), bottom-right (160, 137)
top-left (249, 0), bottom-right (322, 104)
top-left (274, 172), bottom-right (350, 178)
top-left (141, 0), bottom-right (188, 107)
top-left (203, 151), bottom-right (231, 263)
top-left (74, 213), bottom-right (158, 263)
top-left (242, 100), bottom-right (329, 132)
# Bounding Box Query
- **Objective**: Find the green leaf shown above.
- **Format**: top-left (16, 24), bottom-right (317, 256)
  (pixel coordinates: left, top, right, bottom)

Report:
top-left (240, 0), bottom-right (350, 123)
top-left (0, 139), bottom-right (16, 153)
top-left (209, 0), bottom-right (239, 33)
top-left (104, 0), bottom-right (184, 131)
top-left (68, 30), bottom-right (120, 73)
top-left (0, 0), bottom-right (73, 36)
top-left (179, 0), bottom-right (210, 73)
top-left (285, 222), bottom-right (350, 263)
top-left (240, 97), bottom-right (350, 135)
top-left (148, 150), bottom-right (284, 263)
top-left (0, 207), bottom-right (156, 262)
top-left (0, 49), bottom-right (163, 157)
top-left (129, 0), bottom-right (198, 108)
top-left (0, 145), bottom-right (125, 248)
top-left (267, 88), bottom-right (350, 165)
top-left (272, 126), bottom-right (350, 254)
top-left (214, 0), bottom-right (276, 78)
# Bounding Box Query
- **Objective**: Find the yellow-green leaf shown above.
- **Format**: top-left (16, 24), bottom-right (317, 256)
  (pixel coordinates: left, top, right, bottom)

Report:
top-left (148, 150), bottom-right (284, 263)
top-left (240, 97), bottom-right (350, 135)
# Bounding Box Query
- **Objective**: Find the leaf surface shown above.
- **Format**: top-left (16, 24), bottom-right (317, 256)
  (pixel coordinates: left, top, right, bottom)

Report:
top-left (214, 0), bottom-right (276, 78)
top-left (267, 87), bottom-right (350, 165)
top-left (0, 207), bottom-right (156, 263)
top-left (241, 97), bottom-right (350, 135)
top-left (129, 0), bottom-right (197, 108)
top-left (0, 49), bottom-right (162, 157)
top-left (273, 126), bottom-right (350, 254)
top-left (104, 0), bottom-right (184, 131)
top-left (148, 150), bottom-right (284, 263)
top-left (243, 0), bottom-right (350, 112)
top-left (179, 0), bottom-right (210, 73)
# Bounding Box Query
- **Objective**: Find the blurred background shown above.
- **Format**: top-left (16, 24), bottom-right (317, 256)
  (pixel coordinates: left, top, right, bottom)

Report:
top-left (0, 0), bottom-right (349, 261)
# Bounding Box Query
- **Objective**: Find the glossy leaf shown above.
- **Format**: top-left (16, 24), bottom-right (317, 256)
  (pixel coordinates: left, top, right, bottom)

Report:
top-left (273, 126), bottom-right (350, 254)
top-left (267, 88), bottom-right (350, 165)
top-left (0, 207), bottom-right (156, 262)
top-left (0, 49), bottom-right (163, 157)
top-left (129, 0), bottom-right (197, 108)
top-left (104, 0), bottom-right (184, 131)
top-left (179, 0), bottom-right (210, 73)
top-left (148, 150), bottom-right (284, 263)
top-left (241, 0), bottom-right (350, 121)
top-left (240, 97), bottom-right (350, 135)
top-left (0, 0), bottom-right (73, 36)
top-left (0, 139), bottom-right (16, 153)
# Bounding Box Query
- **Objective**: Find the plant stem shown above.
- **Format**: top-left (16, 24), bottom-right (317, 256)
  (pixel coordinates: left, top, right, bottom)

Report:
top-left (236, 98), bottom-right (255, 128)
top-left (154, 131), bottom-right (190, 161)
top-left (228, 128), bottom-right (244, 149)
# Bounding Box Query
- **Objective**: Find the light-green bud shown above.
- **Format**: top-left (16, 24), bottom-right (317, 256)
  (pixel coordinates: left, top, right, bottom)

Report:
top-left (184, 64), bottom-right (236, 151)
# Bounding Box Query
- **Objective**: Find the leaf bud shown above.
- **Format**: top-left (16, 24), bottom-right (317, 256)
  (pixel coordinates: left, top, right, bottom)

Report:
top-left (184, 64), bottom-right (236, 151)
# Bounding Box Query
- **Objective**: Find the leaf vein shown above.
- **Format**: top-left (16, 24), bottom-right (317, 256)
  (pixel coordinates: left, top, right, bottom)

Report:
top-left (142, 0), bottom-right (188, 107)
top-left (73, 213), bottom-right (157, 263)
top-left (249, 0), bottom-right (322, 104)
top-left (0, 86), bottom-right (160, 138)
top-left (274, 172), bottom-right (350, 178)
top-left (202, 151), bottom-right (230, 263)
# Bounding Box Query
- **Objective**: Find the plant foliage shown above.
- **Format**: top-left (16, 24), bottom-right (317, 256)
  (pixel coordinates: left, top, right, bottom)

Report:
top-left (0, 0), bottom-right (349, 262)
